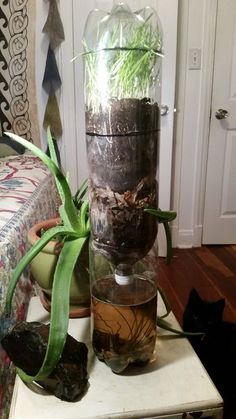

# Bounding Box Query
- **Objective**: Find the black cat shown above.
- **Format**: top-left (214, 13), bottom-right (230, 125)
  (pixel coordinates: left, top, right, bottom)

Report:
top-left (183, 288), bottom-right (236, 419)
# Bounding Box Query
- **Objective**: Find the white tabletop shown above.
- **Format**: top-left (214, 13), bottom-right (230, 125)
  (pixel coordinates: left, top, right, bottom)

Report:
top-left (9, 296), bottom-right (223, 419)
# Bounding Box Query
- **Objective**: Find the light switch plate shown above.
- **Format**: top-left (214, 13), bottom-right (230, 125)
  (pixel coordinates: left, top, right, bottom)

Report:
top-left (188, 48), bottom-right (201, 70)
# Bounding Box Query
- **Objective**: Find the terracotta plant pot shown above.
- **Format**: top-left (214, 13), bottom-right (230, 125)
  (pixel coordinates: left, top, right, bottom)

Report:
top-left (27, 218), bottom-right (90, 318)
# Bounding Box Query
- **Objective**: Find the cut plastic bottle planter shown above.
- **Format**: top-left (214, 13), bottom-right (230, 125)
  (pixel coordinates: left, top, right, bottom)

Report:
top-left (83, 2), bottom-right (163, 373)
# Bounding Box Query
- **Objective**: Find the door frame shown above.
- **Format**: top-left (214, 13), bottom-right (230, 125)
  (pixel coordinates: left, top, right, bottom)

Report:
top-left (171, 0), bottom-right (218, 248)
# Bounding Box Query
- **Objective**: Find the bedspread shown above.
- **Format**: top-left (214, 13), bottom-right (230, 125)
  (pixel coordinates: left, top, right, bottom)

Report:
top-left (0, 154), bottom-right (60, 418)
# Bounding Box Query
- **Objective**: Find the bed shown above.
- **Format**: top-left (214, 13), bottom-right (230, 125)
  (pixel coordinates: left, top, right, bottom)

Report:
top-left (0, 154), bottom-right (60, 419)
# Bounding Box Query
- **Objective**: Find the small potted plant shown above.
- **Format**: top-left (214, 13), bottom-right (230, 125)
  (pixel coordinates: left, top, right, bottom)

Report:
top-left (3, 128), bottom-right (91, 388)
top-left (26, 206), bottom-right (90, 318)
top-left (5, 128), bottom-right (91, 313)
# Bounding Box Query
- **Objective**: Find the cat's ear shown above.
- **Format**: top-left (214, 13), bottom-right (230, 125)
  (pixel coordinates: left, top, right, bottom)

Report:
top-left (189, 288), bottom-right (201, 302)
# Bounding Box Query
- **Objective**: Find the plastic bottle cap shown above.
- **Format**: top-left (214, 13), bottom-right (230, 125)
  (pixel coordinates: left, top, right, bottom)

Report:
top-left (115, 264), bottom-right (133, 285)
top-left (115, 273), bottom-right (133, 285)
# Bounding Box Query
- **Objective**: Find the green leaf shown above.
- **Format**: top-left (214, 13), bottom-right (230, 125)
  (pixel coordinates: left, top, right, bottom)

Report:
top-left (77, 200), bottom-right (90, 235)
top-left (145, 208), bottom-right (177, 263)
top-left (4, 132), bottom-right (80, 231)
top-left (46, 128), bottom-right (64, 205)
top-left (156, 285), bottom-right (171, 319)
top-left (5, 226), bottom-right (78, 315)
top-left (156, 285), bottom-right (205, 337)
top-left (47, 127), bottom-right (59, 168)
top-left (163, 221), bottom-right (173, 264)
top-left (4, 132), bottom-right (61, 179)
top-left (16, 237), bottom-right (88, 382)
top-left (144, 208), bottom-right (177, 223)
top-left (157, 318), bottom-right (205, 337)
top-left (73, 179), bottom-right (88, 208)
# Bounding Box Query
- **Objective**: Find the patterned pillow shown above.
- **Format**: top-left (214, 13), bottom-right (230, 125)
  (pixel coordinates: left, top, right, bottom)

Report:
top-left (0, 136), bottom-right (25, 157)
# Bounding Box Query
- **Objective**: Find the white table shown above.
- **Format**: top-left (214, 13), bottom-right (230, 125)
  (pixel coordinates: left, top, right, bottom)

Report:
top-left (9, 296), bottom-right (223, 419)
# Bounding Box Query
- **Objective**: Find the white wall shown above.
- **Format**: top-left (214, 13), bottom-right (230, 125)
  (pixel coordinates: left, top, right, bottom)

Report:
top-left (171, 0), bottom-right (217, 248)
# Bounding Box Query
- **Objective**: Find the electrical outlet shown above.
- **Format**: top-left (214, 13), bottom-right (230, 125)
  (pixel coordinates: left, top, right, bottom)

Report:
top-left (188, 48), bottom-right (201, 70)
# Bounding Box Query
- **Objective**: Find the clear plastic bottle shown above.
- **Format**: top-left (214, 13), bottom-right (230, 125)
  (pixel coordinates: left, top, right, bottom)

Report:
top-left (89, 250), bottom-right (158, 373)
top-left (83, 1), bottom-right (163, 372)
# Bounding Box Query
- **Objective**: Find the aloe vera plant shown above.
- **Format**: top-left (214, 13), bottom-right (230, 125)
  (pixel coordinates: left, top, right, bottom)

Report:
top-left (4, 128), bottom-right (90, 382)
top-left (3, 128), bottom-right (177, 384)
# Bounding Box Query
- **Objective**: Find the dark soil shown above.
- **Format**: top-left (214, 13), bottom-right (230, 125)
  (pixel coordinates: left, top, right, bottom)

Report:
top-left (86, 97), bottom-right (160, 265)
top-left (86, 97), bottom-right (160, 135)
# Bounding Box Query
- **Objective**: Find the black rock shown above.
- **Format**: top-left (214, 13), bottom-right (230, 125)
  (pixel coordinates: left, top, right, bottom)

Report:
top-left (1, 321), bottom-right (88, 402)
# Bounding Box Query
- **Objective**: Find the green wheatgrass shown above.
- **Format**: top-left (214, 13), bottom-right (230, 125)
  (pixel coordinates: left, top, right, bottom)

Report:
top-left (83, 14), bottom-right (162, 112)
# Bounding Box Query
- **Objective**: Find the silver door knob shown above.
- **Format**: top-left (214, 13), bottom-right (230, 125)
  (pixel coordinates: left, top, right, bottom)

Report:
top-left (161, 105), bottom-right (169, 116)
top-left (215, 109), bottom-right (229, 120)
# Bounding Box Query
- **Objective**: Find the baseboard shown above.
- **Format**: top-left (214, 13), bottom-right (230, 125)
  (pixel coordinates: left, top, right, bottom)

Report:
top-left (172, 225), bottom-right (203, 248)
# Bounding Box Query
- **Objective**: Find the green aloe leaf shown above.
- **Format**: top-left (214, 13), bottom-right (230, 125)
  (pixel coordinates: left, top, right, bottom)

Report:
top-left (145, 208), bottom-right (177, 223)
top-left (16, 236), bottom-right (88, 382)
top-left (145, 208), bottom-right (177, 263)
top-left (163, 221), bottom-right (173, 264)
top-left (73, 179), bottom-right (88, 208)
top-left (5, 226), bottom-right (77, 315)
top-left (47, 127), bottom-right (59, 168)
top-left (156, 285), bottom-right (205, 337)
top-left (4, 131), bottom-right (79, 231)
top-left (4, 132), bottom-right (62, 184)
top-left (46, 128), bottom-right (65, 205)
top-left (157, 317), bottom-right (204, 337)
top-left (77, 200), bottom-right (90, 234)
top-left (156, 285), bottom-right (171, 319)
